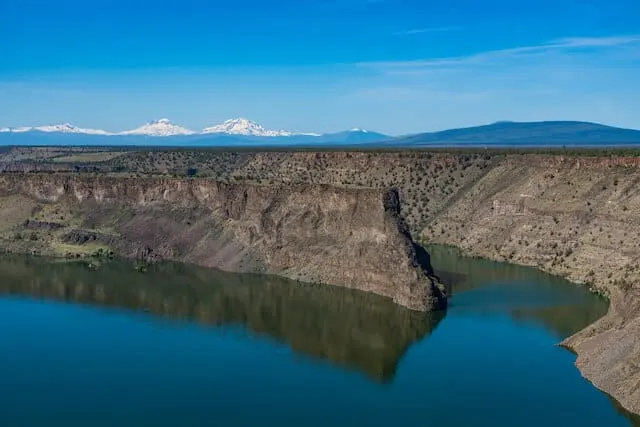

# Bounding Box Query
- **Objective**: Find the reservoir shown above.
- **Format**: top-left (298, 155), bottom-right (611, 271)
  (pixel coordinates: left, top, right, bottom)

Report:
top-left (0, 248), bottom-right (638, 427)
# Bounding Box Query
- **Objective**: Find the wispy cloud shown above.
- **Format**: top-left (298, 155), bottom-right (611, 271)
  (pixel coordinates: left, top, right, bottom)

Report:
top-left (338, 33), bottom-right (640, 132)
top-left (361, 35), bottom-right (640, 71)
top-left (393, 26), bottom-right (462, 36)
top-left (554, 35), bottom-right (640, 47)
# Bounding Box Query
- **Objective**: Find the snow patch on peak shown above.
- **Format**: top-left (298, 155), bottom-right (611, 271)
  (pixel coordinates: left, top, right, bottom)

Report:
top-left (202, 117), bottom-right (295, 137)
top-left (350, 128), bottom-right (369, 133)
top-left (11, 126), bottom-right (34, 133)
top-left (119, 119), bottom-right (195, 136)
top-left (38, 123), bottom-right (77, 132)
top-left (34, 123), bottom-right (111, 135)
top-left (1, 123), bottom-right (111, 135)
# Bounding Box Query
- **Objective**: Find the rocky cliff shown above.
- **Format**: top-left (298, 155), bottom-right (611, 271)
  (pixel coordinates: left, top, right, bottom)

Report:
top-left (0, 174), bottom-right (446, 312)
top-left (420, 154), bottom-right (640, 414)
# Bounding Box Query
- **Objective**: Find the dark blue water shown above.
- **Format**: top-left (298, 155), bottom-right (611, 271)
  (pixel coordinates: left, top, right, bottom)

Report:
top-left (0, 250), bottom-right (637, 427)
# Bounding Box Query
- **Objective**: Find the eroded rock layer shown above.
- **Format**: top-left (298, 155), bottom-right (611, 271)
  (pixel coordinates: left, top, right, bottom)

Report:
top-left (0, 174), bottom-right (446, 312)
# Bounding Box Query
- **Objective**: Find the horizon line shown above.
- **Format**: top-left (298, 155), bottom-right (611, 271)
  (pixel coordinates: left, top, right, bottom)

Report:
top-left (2, 119), bottom-right (640, 137)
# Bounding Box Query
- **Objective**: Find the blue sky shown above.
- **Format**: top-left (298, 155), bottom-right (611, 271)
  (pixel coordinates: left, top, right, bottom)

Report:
top-left (1, 0), bottom-right (639, 135)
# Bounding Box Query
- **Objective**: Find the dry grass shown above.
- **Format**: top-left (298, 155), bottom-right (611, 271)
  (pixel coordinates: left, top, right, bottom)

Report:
top-left (51, 152), bottom-right (125, 163)
top-left (0, 195), bottom-right (38, 234)
top-left (51, 242), bottom-right (111, 256)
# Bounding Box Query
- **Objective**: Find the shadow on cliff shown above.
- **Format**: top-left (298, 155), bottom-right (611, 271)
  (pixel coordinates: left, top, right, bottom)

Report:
top-left (607, 393), bottom-right (640, 427)
top-left (0, 255), bottom-right (445, 383)
top-left (384, 187), bottom-right (448, 309)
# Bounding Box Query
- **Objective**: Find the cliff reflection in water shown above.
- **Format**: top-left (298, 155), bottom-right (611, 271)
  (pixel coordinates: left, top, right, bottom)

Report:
top-left (427, 245), bottom-right (609, 339)
top-left (0, 255), bottom-right (443, 382)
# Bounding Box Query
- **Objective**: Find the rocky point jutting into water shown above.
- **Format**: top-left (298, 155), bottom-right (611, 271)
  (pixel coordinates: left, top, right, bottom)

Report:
top-left (0, 173), bottom-right (446, 312)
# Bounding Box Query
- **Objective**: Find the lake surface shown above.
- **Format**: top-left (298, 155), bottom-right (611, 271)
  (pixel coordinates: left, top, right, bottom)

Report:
top-left (0, 249), bottom-right (638, 427)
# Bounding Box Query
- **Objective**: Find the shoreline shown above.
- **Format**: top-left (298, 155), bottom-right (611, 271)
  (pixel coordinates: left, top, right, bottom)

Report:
top-left (429, 242), bottom-right (639, 416)
top-left (1, 220), bottom-right (638, 415)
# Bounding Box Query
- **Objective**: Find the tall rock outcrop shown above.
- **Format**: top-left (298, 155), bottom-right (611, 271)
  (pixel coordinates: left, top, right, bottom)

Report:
top-left (0, 174), bottom-right (446, 312)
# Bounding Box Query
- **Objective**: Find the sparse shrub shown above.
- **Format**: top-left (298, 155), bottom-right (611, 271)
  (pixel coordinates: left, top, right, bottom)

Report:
top-left (616, 279), bottom-right (633, 292)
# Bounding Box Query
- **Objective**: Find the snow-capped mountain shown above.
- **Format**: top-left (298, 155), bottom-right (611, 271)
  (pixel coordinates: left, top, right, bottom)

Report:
top-left (2, 126), bottom-right (34, 133)
top-left (1, 123), bottom-right (111, 135)
top-left (202, 118), bottom-right (302, 137)
top-left (119, 118), bottom-right (195, 137)
top-left (3, 126), bottom-right (31, 133)
top-left (0, 118), bottom-right (386, 142)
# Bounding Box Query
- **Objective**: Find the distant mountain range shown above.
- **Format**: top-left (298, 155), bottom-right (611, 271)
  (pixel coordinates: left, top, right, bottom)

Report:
top-left (0, 117), bottom-right (389, 146)
top-left (0, 117), bottom-right (354, 138)
top-left (0, 123), bottom-right (112, 136)
top-left (1, 119), bottom-right (639, 147)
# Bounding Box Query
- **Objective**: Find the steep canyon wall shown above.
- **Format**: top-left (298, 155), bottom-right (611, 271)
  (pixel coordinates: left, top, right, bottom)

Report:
top-left (0, 174), bottom-right (445, 312)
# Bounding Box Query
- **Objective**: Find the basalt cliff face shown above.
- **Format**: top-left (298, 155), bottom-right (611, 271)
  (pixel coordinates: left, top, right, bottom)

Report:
top-left (0, 174), bottom-right (446, 312)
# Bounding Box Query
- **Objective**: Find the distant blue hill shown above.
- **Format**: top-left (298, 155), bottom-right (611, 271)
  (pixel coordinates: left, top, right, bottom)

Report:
top-left (314, 130), bottom-right (390, 144)
top-left (391, 121), bottom-right (640, 146)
